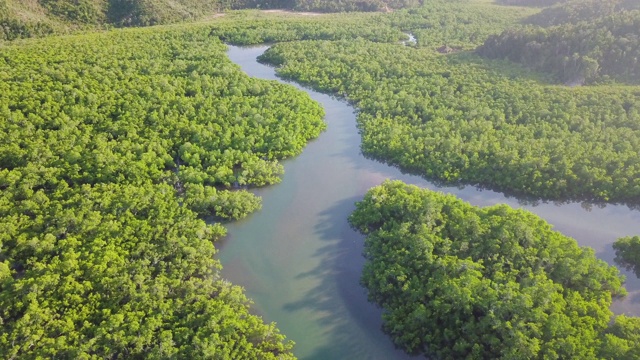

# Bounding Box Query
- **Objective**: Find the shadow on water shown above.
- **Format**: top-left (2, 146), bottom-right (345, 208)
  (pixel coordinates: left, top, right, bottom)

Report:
top-left (283, 196), bottom-right (414, 360)
top-left (598, 245), bottom-right (640, 314)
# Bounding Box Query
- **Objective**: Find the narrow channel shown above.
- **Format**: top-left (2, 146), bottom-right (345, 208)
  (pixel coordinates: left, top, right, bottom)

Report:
top-left (219, 44), bottom-right (640, 359)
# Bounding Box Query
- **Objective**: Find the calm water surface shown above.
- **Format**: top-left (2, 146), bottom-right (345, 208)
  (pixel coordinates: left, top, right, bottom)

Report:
top-left (219, 45), bottom-right (640, 360)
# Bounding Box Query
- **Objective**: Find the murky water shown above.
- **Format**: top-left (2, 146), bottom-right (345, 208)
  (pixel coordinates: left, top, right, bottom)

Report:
top-left (219, 45), bottom-right (640, 360)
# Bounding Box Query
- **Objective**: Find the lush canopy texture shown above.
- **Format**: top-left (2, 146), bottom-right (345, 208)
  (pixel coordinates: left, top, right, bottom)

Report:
top-left (261, 39), bottom-right (640, 204)
top-left (524, 0), bottom-right (640, 27)
top-left (0, 25), bottom-right (327, 357)
top-left (207, 10), bottom-right (405, 45)
top-left (613, 235), bottom-right (640, 278)
top-left (479, 10), bottom-right (640, 84)
top-left (0, 0), bottom-right (423, 41)
top-left (0, 0), bottom-right (228, 40)
top-left (349, 180), bottom-right (634, 359)
top-left (384, 0), bottom-right (535, 49)
top-left (496, 0), bottom-right (566, 6)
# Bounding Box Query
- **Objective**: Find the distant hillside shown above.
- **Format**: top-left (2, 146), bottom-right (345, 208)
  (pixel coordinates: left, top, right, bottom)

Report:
top-left (525, 0), bottom-right (640, 27)
top-left (293, 0), bottom-right (420, 12)
top-left (0, 0), bottom-right (227, 40)
top-left (0, 0), bottom-right (419, 41)
top-left (495, 0), bottom-right (566, 7)
top-left (478, 10), bottom-right (640, 84)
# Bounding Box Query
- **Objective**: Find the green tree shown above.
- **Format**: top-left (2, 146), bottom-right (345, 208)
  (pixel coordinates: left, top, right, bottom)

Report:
top-left (613, 235), bottom-right (640, 277)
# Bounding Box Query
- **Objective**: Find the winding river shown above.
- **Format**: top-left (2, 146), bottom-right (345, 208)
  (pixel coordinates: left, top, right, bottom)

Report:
top-left (219, 45), bottom-right (640, 359)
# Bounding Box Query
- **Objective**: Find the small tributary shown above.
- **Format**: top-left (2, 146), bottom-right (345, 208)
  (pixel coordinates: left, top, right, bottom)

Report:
top-left (219, 45), bottom-right (640, 359)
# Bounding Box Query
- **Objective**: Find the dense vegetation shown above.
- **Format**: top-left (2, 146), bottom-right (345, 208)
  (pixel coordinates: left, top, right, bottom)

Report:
top-left (496, 0), bottom-right (565, 6)
top-left (0, 25), bottom-right (327, 357)
top-left (3, 0), bottom-right (640, 357)
top-left (479, 10), bottom-right (640, 84)
top-left (0, 0), bottom-right (228, 40)
top-left (613, 235), bottom-right (640, 278)
top-left (524, 0), bottom-right (640, 27)
top-left (206, 0), bottom-right (529, 49)
top-left (292, 0), bottom-right (420, 12)
top-left (261, 39), bottom-right (640, 204)
top-left (383, 0), bottom-right (535, 49)
top-left (207, 11), bottom-right (405, 45)
top-left (349, 180), bottom-right (637, 359)
top-left (0, 0), bottom-right (423, 41)
top-left (600, 315), bottom-right (640, 360)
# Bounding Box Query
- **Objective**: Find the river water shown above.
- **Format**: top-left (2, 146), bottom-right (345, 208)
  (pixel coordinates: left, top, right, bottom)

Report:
top-left (219, 45), bottom-right (640, 360)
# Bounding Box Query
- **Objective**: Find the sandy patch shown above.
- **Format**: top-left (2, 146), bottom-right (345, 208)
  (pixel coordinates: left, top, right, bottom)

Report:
top-left (260, 9), bottom-right (325, 16)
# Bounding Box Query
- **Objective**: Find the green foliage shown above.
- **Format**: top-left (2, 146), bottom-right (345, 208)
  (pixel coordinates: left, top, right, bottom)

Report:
top-left (599, 315), bottom-right (640, 360)
top-left (183, 183), bottom-right (262, 220)
top-left (0, 0), bottom-right (423, 41)
top-left (0, 0), bottom-right (56, 41)
top-left (0, 17), bottom-right (54, 41)
top-left (384, 0), bottom-right (536, 49)
top-left (613, 235), bottom-right (640, 278)
top-left (0, 0), bottom-right (233, 40)
top-left (261, 39), bottom-right (640, 203)
top-left (39, 0), bottom-right (106, 24)
top-left (208, 10), bottom-right (405, 45)
top-left (496, 0), bottom-right (566, 6)
top-left (524, 0), bottom-right (640, 27)
top-left (0, 183), bottom-right (294, 359)
top-left (349, 180), bottom-right (627, 359)
top-left (0, 24), bottom-right (327, 357)
top-left (108, 0), bottom-right (223, 27)
top-left (293, 0), bottom-right (420, 12)
top-left (0, 26), bottom-right (325, 189)
top-left (479, 10), bottom-right (640, 84)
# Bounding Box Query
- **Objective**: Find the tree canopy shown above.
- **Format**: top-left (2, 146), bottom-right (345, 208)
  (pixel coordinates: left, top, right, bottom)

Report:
top-left (261, 38), bottom-right (640, 204)
top-left (0, 24), bottom-right (327, 358)
top-left (0, 0), bottom-right (423, 41)
top-left (524, 0), bottom-right (640, 27)
top-left (613, 235), bottom-right (640, 278)
top-left (479, 9), bottom-right (640, 84)
top-left (349, 180), bottom-right (635, 359)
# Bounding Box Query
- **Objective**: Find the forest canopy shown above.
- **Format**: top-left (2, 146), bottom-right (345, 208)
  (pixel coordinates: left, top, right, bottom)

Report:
top-left (0, 25), bottom-right (326, 358)
top-left (613, 235), bottom-right (640, 278)
top-left (479, 9), bottom-right (640, 84)
top-left (3, 0), bottom-right (640, 357)
top-left (349, 180), bottom-right (636, 359)
top-left (261, 39), bottom-right (640, 204)
top-left (0, 0), bottom-right (421, 41)
top-left (523, 0), bottom-right (640, 27)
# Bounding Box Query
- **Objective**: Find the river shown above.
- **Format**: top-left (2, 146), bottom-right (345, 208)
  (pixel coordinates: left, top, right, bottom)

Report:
top-left (218, 45), bottom-right (640, 360)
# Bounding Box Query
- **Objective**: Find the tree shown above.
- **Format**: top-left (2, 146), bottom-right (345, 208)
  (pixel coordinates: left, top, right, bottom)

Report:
top-left (613, 235), bottom-right (640, 277)
top-left (349, 180), bottom-right (628, 359)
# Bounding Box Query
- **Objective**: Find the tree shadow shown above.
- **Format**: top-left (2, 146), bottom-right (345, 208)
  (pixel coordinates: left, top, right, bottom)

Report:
top-left (282, 196), bottom-right (416, 360)
top-left (598, 244), bottom-right (640, 315)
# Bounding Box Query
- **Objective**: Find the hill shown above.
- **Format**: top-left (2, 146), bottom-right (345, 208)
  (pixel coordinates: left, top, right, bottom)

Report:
top-left (524, 0), bottom-right (640, 27)
top-left (0, 0), bottom-right (226, 40)
top-left (495, 0), bottom-right (566, 7)
top-left (478, 10), bottom-right (640, 84)
top-left (0, 0), bottom-right (421, 41)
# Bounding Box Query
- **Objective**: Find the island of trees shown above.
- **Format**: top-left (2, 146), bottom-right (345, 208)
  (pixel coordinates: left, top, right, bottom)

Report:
top-left (349, 180), bottom-right (640, 359)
